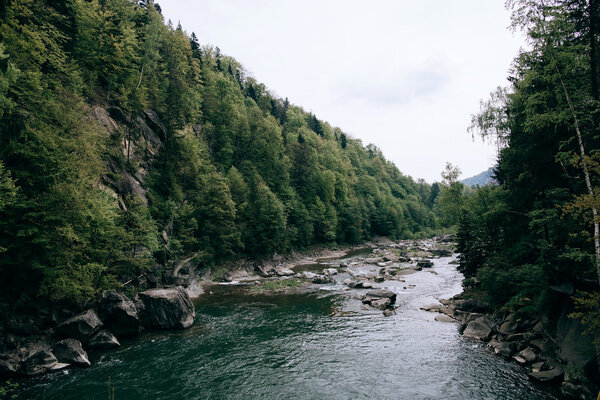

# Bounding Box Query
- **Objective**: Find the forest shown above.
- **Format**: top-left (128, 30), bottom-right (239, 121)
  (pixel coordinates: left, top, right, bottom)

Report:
top-left (457, 0), bottom-right (600, 337)
top-left (0, 0), bottom-right (449, 310)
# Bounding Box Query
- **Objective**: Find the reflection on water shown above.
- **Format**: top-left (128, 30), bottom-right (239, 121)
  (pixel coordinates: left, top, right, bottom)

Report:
top-left (19, 257), bottom-right (560, 400)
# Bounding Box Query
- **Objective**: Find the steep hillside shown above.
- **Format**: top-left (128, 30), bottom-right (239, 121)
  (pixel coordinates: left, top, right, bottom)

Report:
top-left (0, 0), bottom-right (438, 306)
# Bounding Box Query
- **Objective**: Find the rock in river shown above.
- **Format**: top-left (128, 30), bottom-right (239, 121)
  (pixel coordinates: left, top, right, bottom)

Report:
top-left (99, 291), bottom-right (140, 337)
top-left (24, 350), bottom-right (58, 376)
top-left (52, 339), bottom-right (90, 367)
top-left (139, 287), bottom-right (195, 329)
top-left (88, 330), bottom-right (120, 349)
top-left (55, 309), bottom-right (103, 342)
top-left (462, 316), bottom-right (493, 340)
top-left (528, 368), bottom-right (564, 383)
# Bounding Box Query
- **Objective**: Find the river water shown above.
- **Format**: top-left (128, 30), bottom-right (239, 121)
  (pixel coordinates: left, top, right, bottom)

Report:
top-left (19, 255), bottom-right (561, 399)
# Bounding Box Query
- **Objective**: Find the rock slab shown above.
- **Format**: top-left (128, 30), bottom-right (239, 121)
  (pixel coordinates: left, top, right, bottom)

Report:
top-left (55, 309), bottom-right (103, 342)
top-left (99, 291), bottom-right (140, 337)
top-left (139, 287), bottom-right (195, 329)
top-left (52, 339), bottom-right (90, 367)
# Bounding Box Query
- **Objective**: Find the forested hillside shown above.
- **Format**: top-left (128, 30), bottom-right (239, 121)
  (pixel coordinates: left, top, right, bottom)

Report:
top-left (0, 0), bottom-right (439, 307)
top-left (460, 0), bottom-right (600, 336)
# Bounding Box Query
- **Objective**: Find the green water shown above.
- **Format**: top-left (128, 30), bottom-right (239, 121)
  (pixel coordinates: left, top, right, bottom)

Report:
top-left (19, 258), bottom-right (560, 399)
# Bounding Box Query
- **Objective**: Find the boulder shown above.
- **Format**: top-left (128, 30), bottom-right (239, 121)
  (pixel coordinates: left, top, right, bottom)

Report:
top-left (302, 271), bottom-right (318, 279)
top-left (528, 368), bottom-right (564, 383)
top-left (312, 275), bottom-right (334, 284)
top-left (55, 310), bottom-right (103, 342)
top-left (139, 287), bottom-right (195, 329)
top-left (52, 339), bottom-right (90, 367)
top-left (99, 291), bottom-right (140, 337)
top-left (370, 298), bottom-right (391, 310)
top-left (417, 260), bottom-right (434, 268)
top-left (339, 262), bottom-right (349, 268)
top-left (383, 309), bottom-right (395, 317)
top-left (275, 267), bottom-right (294, 277)
top-left (462, 316), bottom-right (493, 341)
top-left (88, 330), bottom-right (120, 349)
top-left (498, 313), bottom-right (520, 335)
top-left (487, 340), bottom-right (516, 358)
top-left (0, 356), bottom-right (20, 375)
top-left (455, 299), bottom-right (489, 313)
top-left (435, 314), bottom-right (456, 323)
top-left (24, 350), bottom-right (58, 376)
top-left (322, 268), bottom-right (338, 276)
top-left (517, 347), bottom-right (537, 363)
top-left (513, 355), bottom-right (528, 364)
top-left (531, 361), bottom-right (546, 372)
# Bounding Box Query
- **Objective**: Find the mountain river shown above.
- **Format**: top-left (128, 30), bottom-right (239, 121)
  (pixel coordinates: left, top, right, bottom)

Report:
top-left (18, 252), bottom-right (561, 399)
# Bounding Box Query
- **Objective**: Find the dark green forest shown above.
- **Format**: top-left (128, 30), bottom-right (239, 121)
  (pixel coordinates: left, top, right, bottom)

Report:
top-left (0, 0), bottom-right (446, 307)
top-left (458, 0), bottom-right (600, 332)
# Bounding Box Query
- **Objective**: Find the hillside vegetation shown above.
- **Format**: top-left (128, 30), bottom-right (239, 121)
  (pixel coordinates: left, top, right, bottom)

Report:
top-left (0, 0), bottom-right (441, 307)
top-left (459, 0), bottom-right (600, 336)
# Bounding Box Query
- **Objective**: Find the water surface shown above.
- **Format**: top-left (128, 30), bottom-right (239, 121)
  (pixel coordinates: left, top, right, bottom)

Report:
top-left (19, 257), bottom-right (560, 399)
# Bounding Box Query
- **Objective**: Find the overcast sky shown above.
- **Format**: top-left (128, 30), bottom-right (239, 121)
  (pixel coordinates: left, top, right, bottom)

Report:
top-left (160, 1), bottom-right (524, 183)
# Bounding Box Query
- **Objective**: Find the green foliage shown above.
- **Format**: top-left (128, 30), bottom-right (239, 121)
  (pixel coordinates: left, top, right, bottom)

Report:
top-left (0, 0), bottom-right (439, 308)
top-left (459, 0), bottom-right (600, 321)
top-left (570, 291), bottom-right (600, 340)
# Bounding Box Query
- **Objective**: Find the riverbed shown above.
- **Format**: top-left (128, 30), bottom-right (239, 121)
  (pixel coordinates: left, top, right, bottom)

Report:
top-left (18, 254), bottom-right (561, 399)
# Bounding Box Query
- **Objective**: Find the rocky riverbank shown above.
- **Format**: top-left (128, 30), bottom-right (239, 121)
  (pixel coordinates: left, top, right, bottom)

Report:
top-left (421, 295), bottom-right (599, 399)
top-left (0, 287), bottom-right (195, 377)
top-left (0, 235), bottom-right (452, 379)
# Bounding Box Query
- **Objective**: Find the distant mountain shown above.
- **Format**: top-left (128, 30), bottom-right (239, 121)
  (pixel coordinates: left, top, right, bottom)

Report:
top-left (461, 167), bottom-right (496, 187)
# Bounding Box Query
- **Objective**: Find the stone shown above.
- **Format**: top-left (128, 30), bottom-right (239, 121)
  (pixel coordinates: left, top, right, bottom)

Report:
top-left (24, 350), bottom-right (58, 376)
top-left (365, 290), bottom-right (396, 300)
top-left (312, 275), bottom-right (334, 284)
top-left (561, 382), bottom-right (594, 399)
top-left (88, 330), bottom-right (120, 349)
top-left (462, 317), bottom-right (493, 341)
top-left (0, 357), bottom-right (19, 375)
top-left (513, 355), bottom-right (527, 364)
top-left (222, 272), bottom-right (234, 282)
top-left (370, 298), bottom-right (391, 310)
top-left (504, 332), bottom-right (534, 342)
top-left (322, 268), bottom-right (338, 276)
top-left (498, 313), bottom-right (519, 335)
top-left (517, 347), bottom-right (537, 363)
top-left (139, 287), bottom-right (195, 329)
top-left (417, 260), bottom-right (434, 268)
top-left (99, 291), bottom-right (140, 337)
top-left (487, 340), bottom-right (516, 358)
top-left (421, 303), bottom-right (445, 313)
top-left (454, 299), bottom-right (489, 313)
top-left (528, 368), bottom-right (564, 383)
top-left (339, 262), bottom-right (349, 268)
top-left (435, 314), bottom-right (456, 323)
top-left (275, 267), bottom-right (295, 277)
top-left (383, 309), bottom-right (395, 317)
top-left (302, 271), bottom-right (318, 279)
top-left (531, 361), bottom-right (546, 373)
top-left (52, 339), bottom-right (90, 367)
top-left (55, 310), bottom-right (103, 342)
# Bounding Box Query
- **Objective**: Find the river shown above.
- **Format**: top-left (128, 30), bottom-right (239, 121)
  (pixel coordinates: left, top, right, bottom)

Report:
top-left (18, 254), bottom-right (561, 399)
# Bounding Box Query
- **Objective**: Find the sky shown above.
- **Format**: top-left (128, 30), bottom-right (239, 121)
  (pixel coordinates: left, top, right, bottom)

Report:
top-left (160, 1), bottom-right (525, 183)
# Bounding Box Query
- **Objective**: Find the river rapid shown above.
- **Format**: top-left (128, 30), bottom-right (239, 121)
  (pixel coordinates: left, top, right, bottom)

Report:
top-left (19, 253), bottom-right (561, 399)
